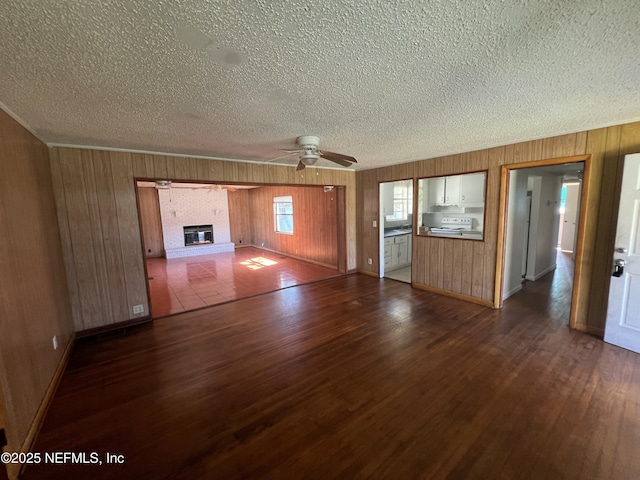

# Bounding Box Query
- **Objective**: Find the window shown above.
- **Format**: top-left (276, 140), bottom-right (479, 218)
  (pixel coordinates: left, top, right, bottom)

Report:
top-left (274, 196), bottom-right (293, 234)
top-left (386, 181), bottom-right (413, 221)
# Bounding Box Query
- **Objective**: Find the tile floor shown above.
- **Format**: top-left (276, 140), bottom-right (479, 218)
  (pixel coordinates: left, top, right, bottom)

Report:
top-left (384, 266), bottom-right (412, 283)
top-left (147, 247), bottom-right (342, 318)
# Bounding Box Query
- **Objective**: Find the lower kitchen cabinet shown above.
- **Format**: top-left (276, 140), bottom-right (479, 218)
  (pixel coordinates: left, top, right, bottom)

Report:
top-left (384, 234), bottom-right (411, 271)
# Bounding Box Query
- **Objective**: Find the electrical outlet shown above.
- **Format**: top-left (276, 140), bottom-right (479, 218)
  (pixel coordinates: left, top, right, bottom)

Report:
top-left (367, 258), bottom-right (373, 265)
top-left (52, 336), bottom-right (58, 350)
top-left (132, 304), bottom-right (144, 314)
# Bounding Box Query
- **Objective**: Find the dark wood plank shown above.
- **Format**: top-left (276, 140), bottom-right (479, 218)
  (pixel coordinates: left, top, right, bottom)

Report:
top-left (25, 274), bottom-right (640, 480)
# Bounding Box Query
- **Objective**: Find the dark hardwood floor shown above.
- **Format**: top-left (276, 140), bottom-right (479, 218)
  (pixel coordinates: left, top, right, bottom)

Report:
top-left (25, 273), bottom-right (640, 479)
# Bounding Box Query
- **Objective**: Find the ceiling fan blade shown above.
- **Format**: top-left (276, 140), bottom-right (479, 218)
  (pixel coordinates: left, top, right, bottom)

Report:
top-left (319, 150), bottom-right (357, 167)
top-left (280, 148), bottom-right (303, 153)
top-left (296, 160), bottom-right (306, 171)
top-left (267, 151), bottom-right (301, 163)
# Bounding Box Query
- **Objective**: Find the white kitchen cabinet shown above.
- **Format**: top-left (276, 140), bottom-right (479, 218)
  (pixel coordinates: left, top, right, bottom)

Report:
top-left (382, 182), bottom-right (395, 216)
top-left (460, 173), bottom-right (485, 206)
top-left (384, 234), bottom-right (410, 270)
top-left (427, 176), bottom-right (460, 206)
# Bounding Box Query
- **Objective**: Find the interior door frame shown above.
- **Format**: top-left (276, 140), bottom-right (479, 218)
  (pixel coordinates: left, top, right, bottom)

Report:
top-left (494, 154), bottom-right (592, 330)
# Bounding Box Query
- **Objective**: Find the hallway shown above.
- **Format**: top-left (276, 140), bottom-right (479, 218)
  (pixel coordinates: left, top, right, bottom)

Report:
top-left (508, 251), bottom-right (575, 325)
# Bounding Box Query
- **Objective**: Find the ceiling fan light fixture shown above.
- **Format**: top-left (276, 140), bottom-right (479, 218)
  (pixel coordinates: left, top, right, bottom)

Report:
top-left (300, 153), bottom-right (318, 166)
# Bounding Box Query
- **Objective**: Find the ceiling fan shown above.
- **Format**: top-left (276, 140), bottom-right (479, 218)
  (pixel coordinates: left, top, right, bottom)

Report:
top-left (273, 135), bottom-right (357, 171)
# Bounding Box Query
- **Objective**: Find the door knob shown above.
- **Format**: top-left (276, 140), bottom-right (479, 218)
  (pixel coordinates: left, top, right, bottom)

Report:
top-left (613, 259), bottom-right (626, 277)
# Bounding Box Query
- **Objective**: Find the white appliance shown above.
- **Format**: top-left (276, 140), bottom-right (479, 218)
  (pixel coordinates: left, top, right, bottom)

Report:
top-left (430, 217), bottom-right (472, 235)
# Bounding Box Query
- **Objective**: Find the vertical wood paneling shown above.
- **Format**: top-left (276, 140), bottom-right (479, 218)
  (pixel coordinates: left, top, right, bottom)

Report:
top-left (137, 187), bottom-right (165, 257)
top-left (109, 152), bottom-right (149, 323)
top-left (92, 151), bottom-right (129, 324)
top-left (357, 130), bottom-right (598, 323)
top-left (0, 110), bottom-right (74, 464)
top-left (82, 151), bottom-right (114, 324)
top-left (227, 189), bottom-right (252, 246)
top-left (51, 147), bottom-right (355, 331)
top-left (249, 186), bottom-right (339, 267)
top-left (59, 149), bottom-right (104, 327)
top-left (357, 124), bottom-right (640, 332)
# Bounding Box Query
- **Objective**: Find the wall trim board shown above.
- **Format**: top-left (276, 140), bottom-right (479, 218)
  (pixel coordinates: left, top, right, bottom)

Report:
top-left (413, 282), bottom-right (494, 308)
top-left (357, 270), bottom-right (380, 279)
top-left (251, 246), bottom-right (340, 271)
top-left (503, 283), bottom-right (523, 301)
top-left (494, 154), bottom-right (591, 330)
top-left (574, 324), bottom-right (605, 339)
top-left (50, 144), bottom-right (350, 172)
top-left (525, 264), bottom-right (557, 282)
top-left (9, 335), bottom-right (75, 480)
top-left (75, 316), bottom-right (152, 339)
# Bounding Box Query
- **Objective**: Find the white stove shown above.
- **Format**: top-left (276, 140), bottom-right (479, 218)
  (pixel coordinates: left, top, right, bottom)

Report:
top-left (430, 217), bottom-right (472, 234)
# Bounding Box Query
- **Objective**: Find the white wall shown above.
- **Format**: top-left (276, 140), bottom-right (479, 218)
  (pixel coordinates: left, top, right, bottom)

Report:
top-left (526, 174), bottom-right (562, 280)
top-left (158, 188), bottom-right (231, 249)
top-left (503, 170), bottom-right (529, 300)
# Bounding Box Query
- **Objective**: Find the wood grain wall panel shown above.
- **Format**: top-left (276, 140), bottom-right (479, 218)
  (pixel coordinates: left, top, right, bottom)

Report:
top-left (109, 152), bottom-right (149, 322)
top-left (137, 187), bottom-right (165, 257)
top-left (82, 151), bottom-right (114, 324)
top-left (92, 151), bottom-right (129, 324)
top-left (248, 186), bottom-right (339, 267)
top-left (227, 189), bottom-right (252, 246)
top-left (49, 148), bottom-right (82, 329)
top-left (51, 146), bottom-right (355, 331)
top-left (0, 109), bottom-right (74, 465)
top-left (357, 131), bottom-right (590, 318)
top-left (58, 149), bottom-right (105, 328)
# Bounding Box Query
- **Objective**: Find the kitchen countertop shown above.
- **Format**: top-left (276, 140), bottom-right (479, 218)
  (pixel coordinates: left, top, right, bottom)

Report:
top-left (383, 229), bottom-right (413, 237)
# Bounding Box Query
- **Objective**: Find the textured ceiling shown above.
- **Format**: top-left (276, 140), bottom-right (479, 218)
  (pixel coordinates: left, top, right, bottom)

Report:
top-left (1, 0), bottom-right (639, 170)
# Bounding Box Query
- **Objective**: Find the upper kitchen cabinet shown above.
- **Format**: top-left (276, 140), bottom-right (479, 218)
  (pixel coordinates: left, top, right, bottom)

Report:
top-left (427, 176), bottom-right (460, 206)
top-left (416, 171), bottom-right (487, 239)
top-left (459, 173), bottom-right (485, 207)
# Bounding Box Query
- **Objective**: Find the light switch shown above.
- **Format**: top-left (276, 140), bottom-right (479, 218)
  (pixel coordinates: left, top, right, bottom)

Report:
top-left (373, 220), bottom-right (377, 228)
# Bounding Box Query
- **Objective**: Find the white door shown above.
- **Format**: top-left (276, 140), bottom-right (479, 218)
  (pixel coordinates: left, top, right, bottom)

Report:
top-left (605, 153), bottom-right (640, 354)
top-left (560, 183), bottom-right (580, 252)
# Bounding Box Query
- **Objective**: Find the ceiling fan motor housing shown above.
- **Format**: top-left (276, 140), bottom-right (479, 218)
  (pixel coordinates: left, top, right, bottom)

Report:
top-left (297, 135), bottom-right (320, 165)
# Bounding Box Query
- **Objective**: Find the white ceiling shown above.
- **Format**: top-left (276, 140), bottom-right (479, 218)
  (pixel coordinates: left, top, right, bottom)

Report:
top-left (1, 1), bottom-right (639, 170)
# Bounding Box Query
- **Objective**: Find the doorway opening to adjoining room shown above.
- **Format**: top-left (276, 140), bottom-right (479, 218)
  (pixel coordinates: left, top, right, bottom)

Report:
top-left (495, 155), bottom-right (590, 328)
top-left (135, 180), bottom-right (347, 318)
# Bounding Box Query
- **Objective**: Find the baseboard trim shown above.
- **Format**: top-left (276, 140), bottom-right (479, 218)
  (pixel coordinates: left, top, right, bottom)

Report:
top-left (76, 315), bottom-right (152, 339)
top-left (412, 283), bottom-right (494, 308)
top-left (253, 246), bottom-right (338, 270)
top-left (10, 334), bottom-right (75, 479)
top-left (525, 264), bottom-right (557, 282)
top-left (357, 270), bottom-right (380, 279)
top-left (574, 324), bottom-right (605, 338)
top-left (503, 284), bottom-right (523, 301)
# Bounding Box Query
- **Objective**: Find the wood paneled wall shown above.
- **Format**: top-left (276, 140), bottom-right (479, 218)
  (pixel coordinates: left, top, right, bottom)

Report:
top-left (228, 189), bottom-right (252, 246)
top-left (248, 186), bottom-right (339, 268)
top-left (0, 110), bottom-right (74, 465)
top-left (357, 123), bottom-right (640, 333)
top-left (51, 147), bottom-right (356, 332)
top-left (137, 187), bottom-right (164, 257)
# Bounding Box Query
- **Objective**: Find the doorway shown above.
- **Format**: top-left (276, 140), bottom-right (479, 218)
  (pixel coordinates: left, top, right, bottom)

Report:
top-left (496, 155), bottom-right (590, 328)
top-left (135, 180), bottom-right (347, 318)
top-left (379, 179), bottom-right (413, 283)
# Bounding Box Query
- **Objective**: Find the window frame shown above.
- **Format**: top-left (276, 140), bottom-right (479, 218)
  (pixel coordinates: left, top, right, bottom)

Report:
top-left (274, 196), bottom-right (294, 235)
